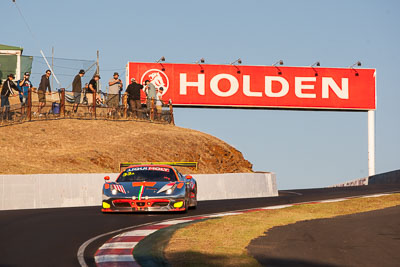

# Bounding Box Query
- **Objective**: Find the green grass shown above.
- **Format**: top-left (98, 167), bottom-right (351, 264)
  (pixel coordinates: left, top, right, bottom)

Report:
top-left (164, 193), bottom-right (400, 267)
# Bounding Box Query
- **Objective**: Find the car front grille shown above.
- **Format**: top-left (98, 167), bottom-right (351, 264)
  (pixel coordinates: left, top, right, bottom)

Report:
top-left (113, 202), bottom-right (131, 208)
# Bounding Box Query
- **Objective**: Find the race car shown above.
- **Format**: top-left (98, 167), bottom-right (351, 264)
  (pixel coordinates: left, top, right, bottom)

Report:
top-left (101, 164), bottom-right (197, 212)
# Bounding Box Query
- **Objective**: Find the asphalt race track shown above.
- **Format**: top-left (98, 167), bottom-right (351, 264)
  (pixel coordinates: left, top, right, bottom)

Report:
top-left (248, 205), bottom-right (400, 267)
top-left (0, 184), bottom-right (399, 267)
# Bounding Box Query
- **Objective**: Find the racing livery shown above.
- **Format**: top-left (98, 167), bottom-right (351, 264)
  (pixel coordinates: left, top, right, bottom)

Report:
top-left (102, 165), bottom-right (197, 212)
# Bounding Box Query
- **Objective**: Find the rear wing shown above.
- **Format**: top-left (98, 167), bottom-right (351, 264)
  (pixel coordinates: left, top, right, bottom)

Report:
top-left (120, 162), bottom-right (198, 172)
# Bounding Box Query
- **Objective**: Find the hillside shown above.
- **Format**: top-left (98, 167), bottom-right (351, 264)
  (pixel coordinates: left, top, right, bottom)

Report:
top-left (0, 119), bottom-right (253, 175)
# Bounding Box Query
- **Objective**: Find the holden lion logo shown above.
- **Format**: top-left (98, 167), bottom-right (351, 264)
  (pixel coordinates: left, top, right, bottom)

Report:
top-left (140, 69), bottom-right (169, 95)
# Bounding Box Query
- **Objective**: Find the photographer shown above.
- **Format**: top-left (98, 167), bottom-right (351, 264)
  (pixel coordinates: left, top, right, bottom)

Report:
top-left (1, 74), bottom-right (21, 120)
top-left (17, 72), bottom-right (33, 115)
top-left (107, 72), bottom-right (123, 116)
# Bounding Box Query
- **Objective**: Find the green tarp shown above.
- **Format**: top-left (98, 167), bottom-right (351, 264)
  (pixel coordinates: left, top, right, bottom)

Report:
top-left (21, 55), bottom-right (33, 77)
top-left (0, 55), bottom-right (32, 80)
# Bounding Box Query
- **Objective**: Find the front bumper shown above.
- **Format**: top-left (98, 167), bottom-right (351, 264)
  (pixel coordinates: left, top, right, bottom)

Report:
top-left (101, 198), bottom-right (186, 212)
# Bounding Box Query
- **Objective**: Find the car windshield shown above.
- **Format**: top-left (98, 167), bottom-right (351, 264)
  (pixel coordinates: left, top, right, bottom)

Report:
top-left (117, 166), bottom-right (178, 182)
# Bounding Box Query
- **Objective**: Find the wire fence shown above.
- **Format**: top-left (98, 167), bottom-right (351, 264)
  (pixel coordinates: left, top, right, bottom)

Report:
top-left (0, 88), bottom-right (175, 126)
top-left (30, 55), bottom-right (98, 90)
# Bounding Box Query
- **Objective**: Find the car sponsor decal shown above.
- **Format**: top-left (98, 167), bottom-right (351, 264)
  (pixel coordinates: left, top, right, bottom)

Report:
top-left (114, 184), bottom-right (126, 194)
top-left (126, 167), bottom-right (148, 172)
top-left (126, 166), bottom-right (170, 172)
top-left (148, 166), bottom-right (170, 172)
top-left (138, 185), bottom-right (144, 200)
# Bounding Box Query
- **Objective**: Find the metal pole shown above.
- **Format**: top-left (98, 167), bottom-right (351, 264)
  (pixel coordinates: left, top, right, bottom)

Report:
top-left (51, 47), bottom-right (54, 90)
top-left (27, 88), bottom-right (32, 121)
top-left (96, 50), bottom-right (100, 93)
top-left (16, 51), bottom-right (21, 81)
top-left (368, 110), bottom-right (375, 176)
top-left (61, 88), bottom-right (65, 118)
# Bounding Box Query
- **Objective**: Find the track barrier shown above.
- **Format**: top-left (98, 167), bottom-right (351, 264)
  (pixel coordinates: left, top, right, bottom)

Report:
top-left (330, 168), bottom-right (400, 187)
top-left (0, 172), bottom-right (277, 210)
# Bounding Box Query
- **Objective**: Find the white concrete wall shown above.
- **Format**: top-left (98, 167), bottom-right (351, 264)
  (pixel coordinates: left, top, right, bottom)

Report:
top-left (195, 172), bottom-right (277, 201)
top-left (329, 176), bottom-right (369, 187)
top-left (0, 172), bottom-right (277, 210)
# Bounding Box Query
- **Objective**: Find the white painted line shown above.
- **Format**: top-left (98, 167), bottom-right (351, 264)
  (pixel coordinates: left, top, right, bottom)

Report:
top-left (319, 198), bottom-right (347, 203)
top-left (206, 212), bottom-right (243, 217)
top-left (261, 204), bottom-right (294, 210)
top-left (120, 229), bottom-right (158, 236)
top-left (360, 193), bottom-right (389, 198)
top-left (280, 190), bottom-right (303, 196)
top-left (155, 219), bottom-right (194, 225)
top-left (95, 254), bottom-right (135, 263)
top-left (99, 242), bottom-right (138, 249)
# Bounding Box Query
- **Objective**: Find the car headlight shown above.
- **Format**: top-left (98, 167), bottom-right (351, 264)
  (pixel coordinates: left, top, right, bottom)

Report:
top-left (111, 186), bottom-right (118, 195)
top-left (157, 183), bottom-right (177, 194)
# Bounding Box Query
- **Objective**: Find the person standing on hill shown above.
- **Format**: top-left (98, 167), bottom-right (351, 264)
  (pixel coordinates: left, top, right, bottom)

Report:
top-left (125, 77), bottom-right (143, 118)
top-left (37, 70), bottom-right (52, 115)
top-left (144, 80), bottom-right (156, 112)
top-left (17, 72), bottom-right (33, 114)
top-left (87, 74), bottom-right (100, 113)
top-left (155, 87), bottom-right (164, 120)
top-left (1, 74), bottom-right (20, 120)
top-left (72, 69), bottom-right (85, 113)
top-left (107, 72), bottom-right (123, 116)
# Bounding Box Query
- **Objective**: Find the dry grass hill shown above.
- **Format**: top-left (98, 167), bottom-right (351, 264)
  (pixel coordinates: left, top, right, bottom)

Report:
top-left (0, 119), bottom-right (253, 175)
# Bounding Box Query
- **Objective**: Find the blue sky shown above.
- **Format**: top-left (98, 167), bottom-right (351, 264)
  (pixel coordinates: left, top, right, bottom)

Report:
top-left (2, 0), bottom-right (399, 189)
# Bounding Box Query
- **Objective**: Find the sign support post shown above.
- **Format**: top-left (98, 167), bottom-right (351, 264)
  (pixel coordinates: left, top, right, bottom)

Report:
top-left (368, 110), bottom-right (375, 176)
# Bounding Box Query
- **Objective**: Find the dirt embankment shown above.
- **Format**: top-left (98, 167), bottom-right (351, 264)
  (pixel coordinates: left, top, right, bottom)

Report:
top-left (0, 119), bottom-right (253, 174)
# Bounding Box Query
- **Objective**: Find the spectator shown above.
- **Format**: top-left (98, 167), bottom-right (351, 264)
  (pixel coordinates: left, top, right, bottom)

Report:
top-left (72, 69), bottom-right (85, 113)
top-left (156, 87), bottom-right (164, 120)
top-left (17, 72), bottom-right (33, 115)
top-left (1, 74), bottom-right (20, 120)
top-left (125, 77), bottom-right (143, 118)
top-left (87, 74), bottom-right (100, 113)
top-left (107, 72), bottom-right (123, 115)
top-left (144, 80), bottom-right (156, 111)
top-left (36, 70), bottom-right (52, 115)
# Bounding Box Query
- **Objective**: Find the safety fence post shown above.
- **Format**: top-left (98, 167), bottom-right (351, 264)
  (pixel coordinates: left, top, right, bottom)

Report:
top-left (93, 91), bottom-right (97, 119)
top-left (123, 94), bottom-right (128, 119)
top-left (60, 88), bottom-right (65, 118)
top-left (150, 98), bottom-right (155, 121)
top-left (27, 88), bottom-right (32, 121)
top-left (169, 100), bottom-right (175, 125)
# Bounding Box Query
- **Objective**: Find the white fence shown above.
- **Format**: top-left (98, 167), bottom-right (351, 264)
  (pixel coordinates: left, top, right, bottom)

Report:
top-left (0, 172), bottom-right (277, 210)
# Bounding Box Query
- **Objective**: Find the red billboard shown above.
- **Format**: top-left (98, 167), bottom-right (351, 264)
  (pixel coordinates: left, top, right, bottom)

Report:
top-left (127, 62), bottom-right (376, 110)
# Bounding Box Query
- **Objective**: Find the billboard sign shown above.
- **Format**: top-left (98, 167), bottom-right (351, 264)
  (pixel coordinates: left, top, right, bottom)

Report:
top-left (127, 62), bottom-right (376, 110)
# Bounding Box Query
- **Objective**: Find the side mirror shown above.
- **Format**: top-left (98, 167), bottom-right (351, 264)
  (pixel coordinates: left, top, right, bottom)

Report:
top-left (104, 176), bottom-right (110, 181)
top-left (186, 175), bottom-right (193, 180)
